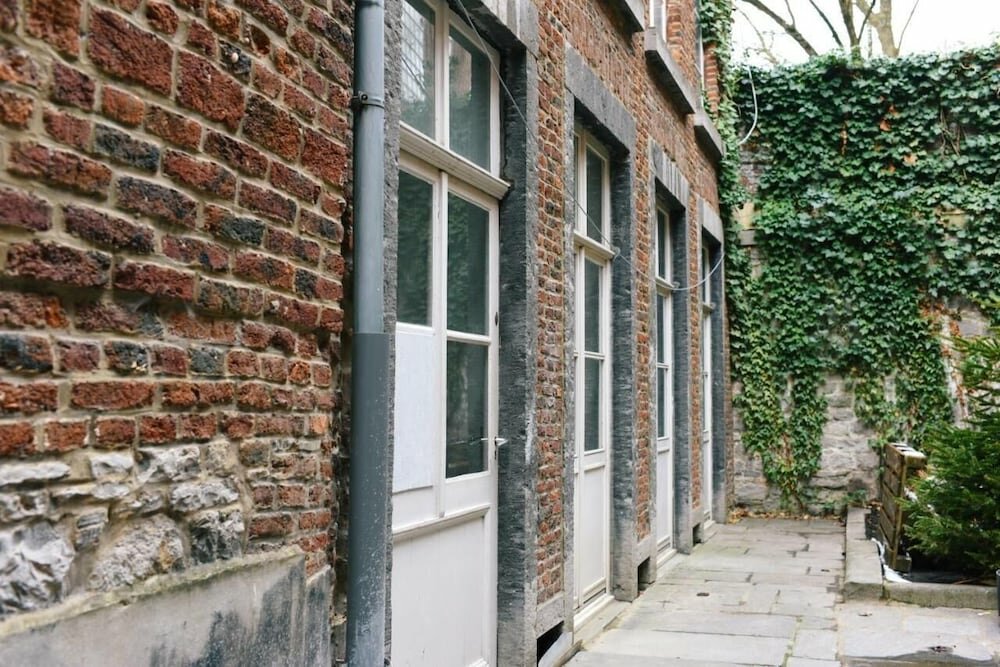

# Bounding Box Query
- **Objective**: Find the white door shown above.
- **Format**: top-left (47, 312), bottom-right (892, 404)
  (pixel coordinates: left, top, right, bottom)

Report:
top-left (654, 206), bottom-right (674, 559)
top-left (391, 163), bottom-right (499, 667)
top-left (700, 243), bottom-right (713, 522)
top-left (572, 132), bottom-right (613, 612)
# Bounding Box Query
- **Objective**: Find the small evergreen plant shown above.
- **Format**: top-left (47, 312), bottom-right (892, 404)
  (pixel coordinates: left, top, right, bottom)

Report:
top-left (905, 312), bottom-right (1000, 578)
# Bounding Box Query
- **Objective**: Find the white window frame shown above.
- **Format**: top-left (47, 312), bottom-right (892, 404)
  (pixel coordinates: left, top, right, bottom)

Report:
top-left (695, 0), bottom-right (706, 89)
top-left (649, 0), bottom-right (668, 42)
top-left (655, 204), bottom-right (674, 446)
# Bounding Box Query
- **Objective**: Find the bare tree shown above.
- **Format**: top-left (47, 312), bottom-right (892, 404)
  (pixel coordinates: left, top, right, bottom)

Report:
top-left (737, 0), bottom-right (922, 60)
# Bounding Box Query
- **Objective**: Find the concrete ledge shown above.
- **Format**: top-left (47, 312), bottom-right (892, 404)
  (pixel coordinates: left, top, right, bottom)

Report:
top-left (884, 580), bottom-right (998, 610)
top-left (843, 507), bottom-right (884, 601)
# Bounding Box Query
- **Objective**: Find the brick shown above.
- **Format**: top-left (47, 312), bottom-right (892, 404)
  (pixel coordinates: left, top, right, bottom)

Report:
top-left (116, 177), bottom-right (197, 228)
top-left (241, 322), bottom-right (295, 353)
top-left (178, 414), bottom-right (216, 441)
top-left (164, 311), bottom-right (236, 343)
top-left (162, 236), bottom-right (229, 272)
top-left (226, 349), bottom-right (259, 376)
top-left (7, 241), bottom-right (110, 287)
top-left (204, 205), bottom-right (265, 246)
top-left (177, 52), bottom-right (245, 130)
top-left (234, 251), bottom-right (295, 290)
top-left (207, 0), bottom-right (241, 39)
top-left (8, 143), bottom-right (111, 197)
top-left (163, 150), bottom-right (236, 199)
top-left (0, 381), bottom-right (57, 414)
top-left (146, 106), bottom-right (202, 151)
top-left (161, 381), bottom-right (234, 408)
top-left (270, 162), bottom-right (319, 203)
top-left (101, 87), bottom-right (144, 127)
top-left (220, 42), bottom-right (252, 81)
top-left (321, 251), bottom-right (346, 280)
top-left (260, 356), bottom-right (287, 383)
top-left (296, 333), bottom-right (318, 357)
top-left (301, 129), bottom-right (347, 186)
top-left (0, 421), bottom-right (36, 456)
top-left (0, 334), bottom-right (53, 373)
top-left (273, 48), bottom-right (299, 81)
top-left (265, 227), bottom-right (320, 264)
top-left (0, 90), bottom-right (34, 128)
top-left (315, 45), bottom-right (350, 86)
top-left (242, 94), bottom-right (301, 161)
top-left (197, 279), bottom-right (266, 318)
top-left (250, 481), bottom-right (274, 505)
top-left (94, 417), bottom-right (136, 448)
top-left (204, 131), bottom-right (267, 177)
top-left (306, 414), bottom-right (328, 436)
top-left (139, 415), bottom-right (175, 443)
top-left (236, 0), bottom-right (288, 35)
top-left (238, 182), bottom-right (296, 225)
top-left (221, 412), bottom-right (253, 439)
top-left (236, 382), bottom-right (271, 410)
top-left (114, 262), bottom-right (196, 301)
top-left (44, 420), bottom-right (87, 453)
top-left (93, 125), bottom-right (160, 172)
top-left (289, 28), bottom-right (315, 58)
top-left (299, 209), bottom-right (343, 243)
top-left (298, 509), bottom-right (330, 531)
top-left (276, 483), bottom-right (305, 507)
top-left (64, 205), bottom-right (155, 254)
top-left (317, 105), bottom-right (348, 139)
top-left (88, 10), bottom-right (173, 96)
top-left (26, 0), bottom-right (81, 55)
top-left (312, 363), bottom-right (331, 387)
top-left (187, 21), bottom-right (216, 57)
top-left (0, 45), bottom-right (40, 87)
top-left (0, 0), bottom-right (15, 31)
top-left (151, 344), bottom-right (188, 375)
top-left (257, 414), bottom-right (300, 437)
top-left (266, 295), bottom-right (318, 329)
top-left (0, 187), bottom-right (50, 231)
top-left (104, 340), bottom-right (149, 374)
top-left (174, 0), bottom-right (201, 11)
top-left (252, 62), bottom-right (281, 97)
top-left (295, 269), bottom-right (341, 301)
top-left (43, 108), bottom-right (90, 151)
top-left (58, 340), bottom-right (100, 372)
top-left (146, 2), bottom-right (178, 35)
top-left (308, 8), bottom-right (350, 57)
top-left (283, 85), bottom-right (316, 121)
top-left (76, 301), bottom-right (161, 336)
top-left (288, 360), bottom-right (309, 384)
top-left (189, 345), bottom-right (224, 375)
top-left (71, 381), bottom-right (154, 410)
top-left (248, 512), bottom-right (293, 538)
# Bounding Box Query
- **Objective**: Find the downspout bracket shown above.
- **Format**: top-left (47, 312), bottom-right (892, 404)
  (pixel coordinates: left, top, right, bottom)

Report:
top-left (351, 93), bottom-right (386, 111)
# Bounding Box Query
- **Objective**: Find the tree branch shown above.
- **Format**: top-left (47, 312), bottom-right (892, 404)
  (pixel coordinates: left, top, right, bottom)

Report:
top-left (737, 5), bottom-right (781, 65)
top-left (807, 0), bottom-right (845, 48)
top-left (739, 0), bottom-right (820, 57)
top-left (898, 0), bottom-right (922, 53)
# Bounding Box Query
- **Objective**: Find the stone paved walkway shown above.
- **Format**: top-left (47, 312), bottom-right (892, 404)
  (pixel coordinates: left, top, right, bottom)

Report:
top-left (567, 518), bottom-right (1000, 666)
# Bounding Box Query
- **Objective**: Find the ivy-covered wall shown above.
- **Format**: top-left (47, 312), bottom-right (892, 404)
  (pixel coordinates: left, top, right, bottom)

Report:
top-left (727, 46), bottom-right (1000, 511)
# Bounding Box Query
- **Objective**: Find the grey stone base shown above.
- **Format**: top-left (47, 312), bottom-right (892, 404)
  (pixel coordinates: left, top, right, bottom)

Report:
top-left (0, 548), bottom-right (331, 666)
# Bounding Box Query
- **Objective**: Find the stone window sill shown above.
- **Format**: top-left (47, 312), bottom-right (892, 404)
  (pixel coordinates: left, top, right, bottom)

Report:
top-left (643, 29), bottom-right (698, 116)
top-left (694, 108), bottom-right (726, 162)
top-left (608, 0), bottom-right (645, 33)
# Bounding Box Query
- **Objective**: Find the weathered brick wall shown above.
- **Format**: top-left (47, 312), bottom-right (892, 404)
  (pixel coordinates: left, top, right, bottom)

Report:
top-left (533, 0), bottom-right (724, 607)
top-left (0, 0), bottom-right (350, 617)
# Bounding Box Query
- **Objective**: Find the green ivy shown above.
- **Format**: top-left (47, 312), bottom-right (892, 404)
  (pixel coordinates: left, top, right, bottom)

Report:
top-left (723, 47), bottom-right (1000, 508)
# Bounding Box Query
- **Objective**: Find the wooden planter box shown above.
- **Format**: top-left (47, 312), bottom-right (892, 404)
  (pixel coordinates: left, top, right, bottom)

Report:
top-left (878, 442), bottom-right (927, 572)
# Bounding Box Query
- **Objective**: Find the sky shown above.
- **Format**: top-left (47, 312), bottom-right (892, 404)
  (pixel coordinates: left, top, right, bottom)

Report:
top-left (731, 0), bottom-right (1000, 65)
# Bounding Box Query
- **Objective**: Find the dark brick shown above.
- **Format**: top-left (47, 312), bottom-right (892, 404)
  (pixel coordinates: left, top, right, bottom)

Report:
top-left (189, 345), bottom-right (224, 375)
top-left (301, 128), bottom-right (347, 186)
top-left (58, 340), bottom-right (100, 372)
top-left (234, 251), bottom-right (294, 290)
top-left (197, 279), bottom-right (265, 317)
top-left (0, 334), bottom-right (53, 373)
top-left (0, 381), bottom-right (57, 414)
top-left (105, 340), bottom-right (149, 374)
top-left (238, 182), bottom-right (296, 225)
top-left (145, 2), bottom-right (178, 35)
top-left (162, 236), bottom-right (229, 272)
top-left (43, 108), bottom-right (90, 151)
top-left (220, 42), bottom-right (252, 80)
top-left (7, 241), bottom-right (110, 287)
top-left (266, 227), bottom-right (320, 264)
top-left (242, 94), bottom-right (301, 161)
top-left (101, 87), bottom-right (144, 127)
top-left (177, 52), bottom-right (245, 130)
top-left (0, 187), bottom-right (50, 231)
top-left (71, 381), bottom-right (154, 410)
top-left (203, 131), bottom-right (267, 177)
top-left (64, 205), bottom-right (155, 253)
top-left (299, 209), bottom-right (343, 243)
top-left (89, 10), bottom-right (173, 96)
top-left (27, 0), bottom-right (81, 55)
top-left (295, 269), bottom-right (341, 301)
top-left (0, 90), bottom-right (34, 128)
top-left (204, 205), bottom-right (265, 246)
top-left (113, 262), bottom-right (196, 301)
top-left (0, 44), bottom-right (40, 87)
top-left (146, 106), bottom-right (202, 151)
top-left (163, 150), bottom-right (236, 199)
top-left (116, 177), bottom-right (197, 228)
top-left (94, 125), bottom-right (160, 172)
top-left (8, 143), bottom-right (111, 197)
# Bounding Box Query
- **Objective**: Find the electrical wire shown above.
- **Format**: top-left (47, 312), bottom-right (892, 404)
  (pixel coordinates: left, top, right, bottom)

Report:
top-left (737, 64), bottom-right (758, 146)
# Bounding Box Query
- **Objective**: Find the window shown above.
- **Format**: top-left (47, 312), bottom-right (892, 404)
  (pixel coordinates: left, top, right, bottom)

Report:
top-left (650, 0), bottom-right (668, 42)
top-left (654, 205), bottom-right (674, 443)
top-left (397, 0), bottom-right (503, 480)
top-left (695, 0), bottom-right (705, 88)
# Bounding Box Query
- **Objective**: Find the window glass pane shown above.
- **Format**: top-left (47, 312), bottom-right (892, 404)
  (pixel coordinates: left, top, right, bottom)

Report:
top-left (446, 341), bottom-right (487, 477)
top-left (656, 208), bottom-right (668, 279)
top-left (449, 27), bottom-right (491, 168)
top-left (657, 368), bottom-right (667, 439)
top-left (447, 193), bottom-right (489, 334)
top-left (656, 294), bottom-right (665, 363)
top-left (703, 245), bottom-right (711, 304)
top-left (401, 0), bottom-right (435, 136)
top-left (585, 148), bottom-right (604, 241)
top-left (397, 171), bottom-right (433, 325)
top-left (584, 259), bottom-right (601, 353)
top-left (584, 357), bottom-right (601, 451)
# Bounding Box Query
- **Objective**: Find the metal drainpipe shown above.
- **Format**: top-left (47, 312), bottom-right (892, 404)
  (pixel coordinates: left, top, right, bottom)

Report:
top-left (346, 0), bottom-right (390, 665)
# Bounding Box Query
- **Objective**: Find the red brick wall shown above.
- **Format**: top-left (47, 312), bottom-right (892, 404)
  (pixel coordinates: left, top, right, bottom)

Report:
top-left (533, 0), bottom-right (722, 606)
top-left (0, 0), bottom-right (350, 616)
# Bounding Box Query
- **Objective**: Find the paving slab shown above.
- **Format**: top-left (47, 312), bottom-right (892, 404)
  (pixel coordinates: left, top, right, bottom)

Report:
top-left (586, 628), bottom-right (790, 664)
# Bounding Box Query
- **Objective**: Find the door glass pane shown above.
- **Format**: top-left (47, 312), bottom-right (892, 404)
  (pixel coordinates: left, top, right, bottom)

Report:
top-left (446, 341), bottom-right (487, 477)
top-left (584, 259), bottom-right (601, 353)
top-left (397, 171), bottom-right (433, 325)
top-left (401, 0), bottom-right (435, 136)
top-left (585, 148), bottom-right (604, 241)
top-left (449, 27), bottom-right (491, 169)
top-left (657, 367), bottom-right (667, 439)
top-left (656, 209), bottom-right (668, 279)
top-left (584, 357), bottom-right (601, 451)
top-left (447, 194), bottom-right (489, 334)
